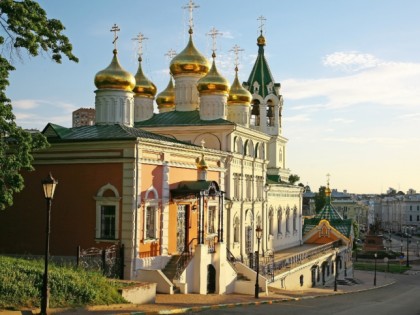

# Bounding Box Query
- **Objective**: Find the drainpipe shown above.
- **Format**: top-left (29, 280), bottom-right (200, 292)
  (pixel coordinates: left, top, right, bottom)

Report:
top-left (133, 141), bottom-right (140, 278)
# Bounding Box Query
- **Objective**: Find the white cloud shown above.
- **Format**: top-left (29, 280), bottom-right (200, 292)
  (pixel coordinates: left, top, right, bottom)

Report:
top-left (283, 59), bottom-right (420, 109)
top-left (283, 114), bottom-right (311, 122)
top-left (323, 136), bottom-right (420, 145)
top-left (12, 99), bottom-right (40, 109)
top-left (323, 51), bottom-right (380, 72)
top-left (330, 118), bottom-right (354, 124)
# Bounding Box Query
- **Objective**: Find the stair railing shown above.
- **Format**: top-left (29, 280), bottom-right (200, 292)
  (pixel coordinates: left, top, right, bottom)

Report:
top-left (174, 238), bottom-right (198, 280)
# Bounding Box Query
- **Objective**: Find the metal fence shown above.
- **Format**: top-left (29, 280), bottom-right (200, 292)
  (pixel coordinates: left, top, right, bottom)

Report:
top-left (76, 244), bottom-right (124, 279)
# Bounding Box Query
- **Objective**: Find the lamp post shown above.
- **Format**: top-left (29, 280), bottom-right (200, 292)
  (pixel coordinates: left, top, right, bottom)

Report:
top-left (334, 250), bottom-right (339, 292)
top-left (401, 240), bottom-right (403, 254)
top-left (417, 241), bottom-right (419, 257)
top-left (406, 229), bottom-right (410, 267)
top-left (373, 252), bottom-right (377, 286)
top-left (41, 173), bottom-right (58, 315)
top-left (255, 225), bottom-right (262, 299)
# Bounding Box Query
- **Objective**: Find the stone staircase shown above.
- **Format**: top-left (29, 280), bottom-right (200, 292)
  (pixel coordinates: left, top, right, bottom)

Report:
top-left (162, 255), bottom-right (180, 282)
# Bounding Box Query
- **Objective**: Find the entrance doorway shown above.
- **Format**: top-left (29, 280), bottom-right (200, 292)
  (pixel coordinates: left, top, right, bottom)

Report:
top-left (207, 264), bottom-right (216, 293)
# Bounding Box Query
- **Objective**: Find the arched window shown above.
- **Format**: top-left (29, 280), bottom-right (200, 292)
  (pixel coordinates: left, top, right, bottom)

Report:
top-left (293, 207), bottom-right (297, 233)
top-left (94, 183), bottom-right (121, 240)
top-left (277, 208), bottom-right (282, 234)
top-left (144, 186), bottom-right (159, 240)
top-left (286, 207), bottom-right (290, 234)
top-left (268, 208), bottom-right (274, 236)
top-left (233, 216), bottom-right (240, 243)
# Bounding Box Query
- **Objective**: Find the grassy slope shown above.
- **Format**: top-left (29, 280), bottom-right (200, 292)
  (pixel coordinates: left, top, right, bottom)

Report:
top-left (0, 256), bottom-right (127, 310)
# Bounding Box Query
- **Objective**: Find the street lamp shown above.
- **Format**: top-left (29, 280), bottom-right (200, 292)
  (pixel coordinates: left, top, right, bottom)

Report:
top-left (417, 241), bottom-right (419, 257)
top-left (334, 250), bottom-right (339, 292)
top-left (401, 240), bottom-right (403, 254)
top-left (373, 252), bottom-right (377, 287)
top-left (255, 225), bottom-right (263, 299)
top-left (406, 229), bottom-right (410, 267)
top-left (41, 173), bottom-right (58, 315)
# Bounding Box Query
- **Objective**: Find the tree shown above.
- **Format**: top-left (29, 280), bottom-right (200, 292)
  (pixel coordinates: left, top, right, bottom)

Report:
top-left (0, 0), bottom-right (78, 210)
top-left (314, 186), bottom-right (326, 213)
top-left (288, 174), bottom-right (300, 185)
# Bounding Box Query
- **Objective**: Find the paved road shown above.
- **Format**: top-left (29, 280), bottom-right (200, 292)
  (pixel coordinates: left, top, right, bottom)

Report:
top-left (202, 272), bottom-right (420, 315)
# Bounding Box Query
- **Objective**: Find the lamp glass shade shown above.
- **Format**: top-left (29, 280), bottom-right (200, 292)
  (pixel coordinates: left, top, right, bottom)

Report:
top-left (42, 173), bottom-right (58, 199)
top-left (256, 225), bottom-right (263, 240)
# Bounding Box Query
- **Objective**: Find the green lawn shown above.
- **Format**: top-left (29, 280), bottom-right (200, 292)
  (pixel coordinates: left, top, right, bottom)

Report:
top-left (354, 261), bottom-right (410, 273)
top-left (0, 256), bottom-right (128, 310)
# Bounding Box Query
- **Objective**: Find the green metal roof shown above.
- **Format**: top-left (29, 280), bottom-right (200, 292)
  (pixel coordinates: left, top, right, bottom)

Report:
top-left (245, 36), bottom-right (279, 99)
top-left (303, 194), bottom-right (353, 238)
top-left (135, 110), bottom-right (234, 128)
top-left (303, 218), bottom-right (353, 238)
top-left (42, 123), bottom-right (192, 145)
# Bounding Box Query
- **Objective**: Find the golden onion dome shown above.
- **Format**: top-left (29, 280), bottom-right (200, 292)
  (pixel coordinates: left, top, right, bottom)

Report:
top-left (94, 49), bottom-right (136, 91)
top-left (197, 54), bottom-right (229, 95)
top-left (257, 32), bottom-right (266, 46)
top-left (228, 67), bottom-right (252, 105)
top-left (133, 57), bottom-right (157, 98)
top-left (197, 154), bottom-right (208, 170)
top-left (170, 29), bottom-right (210, 76)
top-left (156, 76), bottom-right (175, 111)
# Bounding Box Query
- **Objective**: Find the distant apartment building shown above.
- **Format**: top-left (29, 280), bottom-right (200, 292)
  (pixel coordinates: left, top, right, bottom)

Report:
top-left (373, 190), bottom-right (420, 233)
top-left (72, 108), bottom-right (95, 127)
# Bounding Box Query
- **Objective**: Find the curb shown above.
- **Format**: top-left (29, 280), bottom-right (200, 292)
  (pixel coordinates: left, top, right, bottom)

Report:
top-left (115, 280), bottom-right (396, 315)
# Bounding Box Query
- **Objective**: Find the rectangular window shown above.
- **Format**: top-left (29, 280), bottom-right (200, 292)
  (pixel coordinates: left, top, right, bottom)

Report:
top-left (417, 215), bottom-right (419, 221)
top-left (208, 206), bottom-right (216, 234)
top-left (100, 205), bottom-right (116, 239)
top-left (417, 205), bottom-right (420, 211)
top-left (410, 215), bottom-right (412, 222)
top-left (146, 206), bottom-right (156, 239)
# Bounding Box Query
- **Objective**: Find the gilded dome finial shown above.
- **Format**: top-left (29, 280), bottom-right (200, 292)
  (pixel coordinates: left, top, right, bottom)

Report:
top-left (110, 24), bottom-right (120, 51)
top-left (228, 45), bottom-right (252, 106)
top-left (257, 16), bottom-right (267, 47)
top-left (183, 0), bottom-right (199, 32)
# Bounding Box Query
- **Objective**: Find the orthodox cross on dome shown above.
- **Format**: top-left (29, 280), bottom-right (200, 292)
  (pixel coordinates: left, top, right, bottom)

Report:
top-left (182, 0), bottom-right (199, 32)
top-left (207, 27), bottom-right (222, 57)
top-left (110, 24), bottom-right (120, 50)
top-left (230, 44), bottom-right (244, 70)
top-left (165, 48), bottom-right (177, 60)
top-left (257, 15), bottom-right (266, 34)
top-left (326, 173), bottom-right (331, 186)
top-left (132, 32), bottom-right (148, 59)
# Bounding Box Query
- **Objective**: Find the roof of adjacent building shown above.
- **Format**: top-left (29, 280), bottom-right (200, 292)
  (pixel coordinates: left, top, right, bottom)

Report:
top-left (303, 186), bottom-right (353, 238)
top-left (42, 123), bottom-right (194, 145)
top-left (135, 110), bottom-right (234, 128)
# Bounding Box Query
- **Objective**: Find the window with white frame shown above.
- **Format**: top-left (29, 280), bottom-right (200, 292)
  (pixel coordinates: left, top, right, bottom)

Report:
top-left (94, 183), bottom-right (121, 240)
top-left (145, 206), bottom-right (157, 239)
top-left (144, 186), bottom-right (159, 240)
top-left (293, 207), bottom-right (297, 232)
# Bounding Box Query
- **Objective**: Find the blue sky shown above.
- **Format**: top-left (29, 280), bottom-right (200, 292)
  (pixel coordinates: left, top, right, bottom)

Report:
top-left (6, 0), bottom-right (420, 194)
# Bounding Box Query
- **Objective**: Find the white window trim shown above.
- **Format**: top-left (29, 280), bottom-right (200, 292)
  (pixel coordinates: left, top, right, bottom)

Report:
top-left (207, 202), bottom-right (218, 235)
top-left (94, 183), bottom-right (121, 241)
top-left (143, 186), bottom-right (159, 241)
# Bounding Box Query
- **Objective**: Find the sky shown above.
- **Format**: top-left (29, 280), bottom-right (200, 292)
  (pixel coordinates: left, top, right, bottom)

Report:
top-left (5, 0), bottom-right (420, 194)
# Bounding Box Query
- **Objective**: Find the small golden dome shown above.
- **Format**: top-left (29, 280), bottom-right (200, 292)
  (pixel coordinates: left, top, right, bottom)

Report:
top-left (197, 56), bottom-right (230, 95)
top-left (197, 154), bottom-right (208, 170)
top-left (133, 57), bottom-right (157, 98)
top-left (257, 32), bottom-right (266, 46)
top-left (170, 30), bottom-right (210, 76)
top-left (156, 76), bottom-right (175, 111)
top-left (94, 49), bottom-right (135, 91)
top-left (228, 68), bottom-right (252, 105)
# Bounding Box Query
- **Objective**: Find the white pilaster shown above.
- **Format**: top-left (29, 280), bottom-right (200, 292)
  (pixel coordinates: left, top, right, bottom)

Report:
top-left (161, 161), bottom-right (170, 255)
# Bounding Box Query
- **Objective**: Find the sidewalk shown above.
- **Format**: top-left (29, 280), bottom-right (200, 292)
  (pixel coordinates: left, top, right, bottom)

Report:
top-left (4, 266), bottom-right (420, 315)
